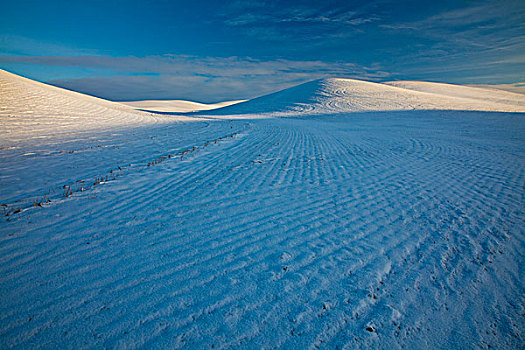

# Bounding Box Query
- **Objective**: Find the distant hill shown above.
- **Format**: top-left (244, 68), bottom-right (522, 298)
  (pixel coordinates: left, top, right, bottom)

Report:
top-left (204, 78), bottom-right (525, 116)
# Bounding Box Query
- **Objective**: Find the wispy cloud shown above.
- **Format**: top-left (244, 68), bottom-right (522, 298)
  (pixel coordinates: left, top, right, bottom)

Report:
top-left (0, 55), bottom-right (388, 77)
top-left (379, 0), bottom-right (525, 83)
top-left (218, 0), bottom-right (379, 42)
top-left (381, 1), bottom-right (524, 49)
top-left (0, 54), bottom-right (389, 101)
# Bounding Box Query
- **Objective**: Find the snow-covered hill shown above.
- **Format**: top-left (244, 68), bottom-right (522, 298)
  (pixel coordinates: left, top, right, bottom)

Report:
top-left (0, 69), bottom-right (186, 144)
top-left (385, 80), bottom-right (525, 108)
top-left (0, 70), bottom-right (524, 349)
top-left (208, 78), bottom-right (525, 116)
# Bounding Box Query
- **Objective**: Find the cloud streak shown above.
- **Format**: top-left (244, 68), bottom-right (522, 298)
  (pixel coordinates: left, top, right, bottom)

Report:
top-left (377, 0), bottom-right (525, 83)
top-left (0, 54), bottom-right (390, 101)
top-left (218, 0), bottom-right (379, 43)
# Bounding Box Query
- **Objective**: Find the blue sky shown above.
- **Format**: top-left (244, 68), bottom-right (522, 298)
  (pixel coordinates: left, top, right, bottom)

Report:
top-left (0, 0), bottom-right (524, 102)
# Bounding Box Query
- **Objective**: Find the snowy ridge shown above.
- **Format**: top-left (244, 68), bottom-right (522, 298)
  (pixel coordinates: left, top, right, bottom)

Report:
top-left (207, 78), bottom-right (525, 116)
top-left (385, 80), bottom-right (525, 108)
top-left (0, 70), bottom-right (524, 349)
top-left (0, 69), bottom-right (182, 144)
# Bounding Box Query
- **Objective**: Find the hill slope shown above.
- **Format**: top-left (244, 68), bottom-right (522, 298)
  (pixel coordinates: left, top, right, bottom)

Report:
top-left (206, 78), bottom-right (525, 116)
top-left (0, 69), bottom-right (178, 144)
top-left (385, 80), bottom-right (525, 107)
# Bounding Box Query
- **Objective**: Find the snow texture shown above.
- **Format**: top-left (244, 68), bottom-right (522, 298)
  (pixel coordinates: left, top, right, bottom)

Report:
top-left (1, 69), bottom-right (524, 349)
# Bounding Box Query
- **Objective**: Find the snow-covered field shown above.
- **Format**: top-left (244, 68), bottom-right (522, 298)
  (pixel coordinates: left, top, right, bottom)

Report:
top-left (1, 69), bottom-right (524, 349)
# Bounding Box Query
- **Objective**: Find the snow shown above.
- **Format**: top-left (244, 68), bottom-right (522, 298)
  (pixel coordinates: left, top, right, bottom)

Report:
top-left (1, 69), bottom-right (524, 349)
top-left (385, 80), bottom-right (525, 108)
top-left (207, 78), bottom-right (525, 116)
top-left (119, 99), bottom-right (246, 113)
top-left (466, 83), bottom-right (525, 96)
